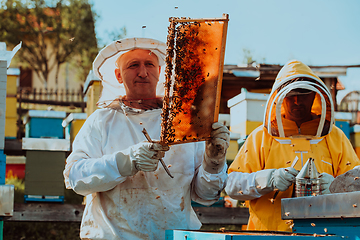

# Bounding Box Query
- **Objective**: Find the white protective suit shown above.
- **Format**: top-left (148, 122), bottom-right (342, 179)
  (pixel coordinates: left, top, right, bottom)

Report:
top-left (63, 38), bottom-right (227, 240)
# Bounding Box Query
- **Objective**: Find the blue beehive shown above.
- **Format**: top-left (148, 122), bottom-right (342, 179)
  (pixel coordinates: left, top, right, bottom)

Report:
top-left (335, 112), bottom-right (352, 140)
top-left (281, 191), bottom-right (360, 240)
top-left (23, 110), bottom-right (69, 203)
top-left (24, 110), bottom-right (66, 139)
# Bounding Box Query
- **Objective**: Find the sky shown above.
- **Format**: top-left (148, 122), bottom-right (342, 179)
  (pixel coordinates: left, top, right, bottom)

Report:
top-left (90, 0), bottom-right (360, 103)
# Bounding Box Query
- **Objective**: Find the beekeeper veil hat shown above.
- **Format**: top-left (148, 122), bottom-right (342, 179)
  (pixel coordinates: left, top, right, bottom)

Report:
top-left (93, 37), bottom-right (167, 107)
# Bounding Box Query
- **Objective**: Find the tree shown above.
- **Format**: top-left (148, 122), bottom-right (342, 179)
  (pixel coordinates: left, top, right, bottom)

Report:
top-left (242, 48), bottom-right (254, 65)
top-left (101, 26), bottom-right (127, 47)
top-left (0, 0), bottom-right (98, 88)
top-left (242, 48), bottom-right (266, 65)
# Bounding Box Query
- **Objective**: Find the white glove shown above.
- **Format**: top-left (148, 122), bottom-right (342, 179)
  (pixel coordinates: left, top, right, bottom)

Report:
top-left (255, 167), bottom-right (299, 195)
top-left (319, 172), bottom-right (334, 195)
top-left (203, 122), bottom-right (230, 174)
top-left (115, 142), bottom-right (169, 176)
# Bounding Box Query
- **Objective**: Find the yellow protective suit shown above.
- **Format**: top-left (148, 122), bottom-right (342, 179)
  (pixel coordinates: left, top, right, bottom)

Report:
top-left (225, 60), bottom-right (360, 232)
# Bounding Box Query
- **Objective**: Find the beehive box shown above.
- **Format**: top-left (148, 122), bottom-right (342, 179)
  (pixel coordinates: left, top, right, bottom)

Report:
top-left (165, 229), bottom-right (342, 240)
top-left (83, 70), bottom-right (102, 117)
top-left (227, 90), bottom-right (268, 138)
top-left (0, 184), bottom-right (14, 217)
top-left (5, 68), bottom-right (19, 138)
top-left (334, 112), bottom-right (352, 139)
top-left (22, 138), bottom-right (70, 202)
top-left (281, 191), bottom-right (360, 239)
top-left (350, 125), bottom-right (360, 158)
top-left (62, 112), bottom-right (87, 143)
top-left (25, 110), bottom-right (66, 139)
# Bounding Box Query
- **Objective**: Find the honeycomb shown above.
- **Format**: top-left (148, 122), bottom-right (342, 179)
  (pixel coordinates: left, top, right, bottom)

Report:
top-left (161, 15), bottom-right (229, 145)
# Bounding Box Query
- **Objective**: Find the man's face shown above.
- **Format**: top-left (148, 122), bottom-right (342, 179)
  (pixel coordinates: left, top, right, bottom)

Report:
top-left (115, 49), bottom-right (161, 99)
top-left (283, 90), bottom-right (316, 124)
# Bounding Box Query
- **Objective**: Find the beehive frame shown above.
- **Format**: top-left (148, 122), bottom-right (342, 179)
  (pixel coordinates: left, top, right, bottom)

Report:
top-left (161, 14), bottom-right (229, 145)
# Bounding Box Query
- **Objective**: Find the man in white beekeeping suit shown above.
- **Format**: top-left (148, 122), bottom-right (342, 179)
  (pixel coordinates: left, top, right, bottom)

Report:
top-left (63, 37), bottom-right (230, 240)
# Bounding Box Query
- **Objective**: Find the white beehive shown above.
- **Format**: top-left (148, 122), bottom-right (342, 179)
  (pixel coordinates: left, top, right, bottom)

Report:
top-left (227, 89), bottom-right (268, 138)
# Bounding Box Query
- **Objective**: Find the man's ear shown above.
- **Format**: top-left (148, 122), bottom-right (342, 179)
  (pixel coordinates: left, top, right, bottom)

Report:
top-left (115, 68), bottom-right (123, 84)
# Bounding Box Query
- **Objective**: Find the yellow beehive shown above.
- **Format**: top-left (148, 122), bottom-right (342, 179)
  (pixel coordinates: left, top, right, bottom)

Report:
top-left (350, 125), bottom-right (360, 159)
top-left (84, 70), bottom-right (102, 117)
top-left (71, 118), bottom-right (86, 140)
top-left (226, 137), bottom-right (240, 161)
top-left (218, 114), bottom-right (240, 161)
top-left (6, 68), bottom-right (19, 138)
top-left (62, 113), bottom-right (87, 144)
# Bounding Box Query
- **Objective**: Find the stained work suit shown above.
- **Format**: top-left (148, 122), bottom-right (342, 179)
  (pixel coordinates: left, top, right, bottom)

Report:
top-left (63, 38), bottom-right (228, 240)
top-left (225, 60), bottom-right (360, 231)
top-left (64, 106), bottom-right (227, 239)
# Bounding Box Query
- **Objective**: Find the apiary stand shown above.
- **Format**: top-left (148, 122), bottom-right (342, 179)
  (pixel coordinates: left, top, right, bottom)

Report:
top-left (281, 191), bottom-right (360, 239)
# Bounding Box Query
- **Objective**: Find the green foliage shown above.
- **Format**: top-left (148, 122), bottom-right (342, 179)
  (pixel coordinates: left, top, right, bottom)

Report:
top-left (103, 26), bottom-right (127, 45)
top-left (241, 48), bottom-right (266, 65)
top-left (5, 175), bottom-right (25, 203)
top-left (6, 175), bottom-right (25, 192)
top-left (0, 0), bottom-right (98, 87)
top-left (242, 48), bottom-right (254, 65)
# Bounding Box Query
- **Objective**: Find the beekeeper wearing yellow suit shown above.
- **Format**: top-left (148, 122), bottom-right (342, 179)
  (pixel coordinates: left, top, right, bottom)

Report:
top-left (225, 60), bottom-right (360, 232)
top-left (63, 38), bottom-right (229, 240)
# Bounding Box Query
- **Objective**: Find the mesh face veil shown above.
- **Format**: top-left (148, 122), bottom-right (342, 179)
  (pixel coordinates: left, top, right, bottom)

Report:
top-left (92, 38), bottom-right (167, 107)
top-left (263, 60), bottom-right (335, 138)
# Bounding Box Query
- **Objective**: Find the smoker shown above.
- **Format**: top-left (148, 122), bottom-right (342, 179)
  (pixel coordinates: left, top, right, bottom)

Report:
top-left (295, 158), bottom-right (320, 197)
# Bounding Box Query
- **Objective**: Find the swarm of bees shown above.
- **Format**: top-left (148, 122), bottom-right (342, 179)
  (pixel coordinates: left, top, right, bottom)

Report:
top-left (162, 18), bottom-right (208, 144)
top-left (161, 16), bottom-right (228, 145)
